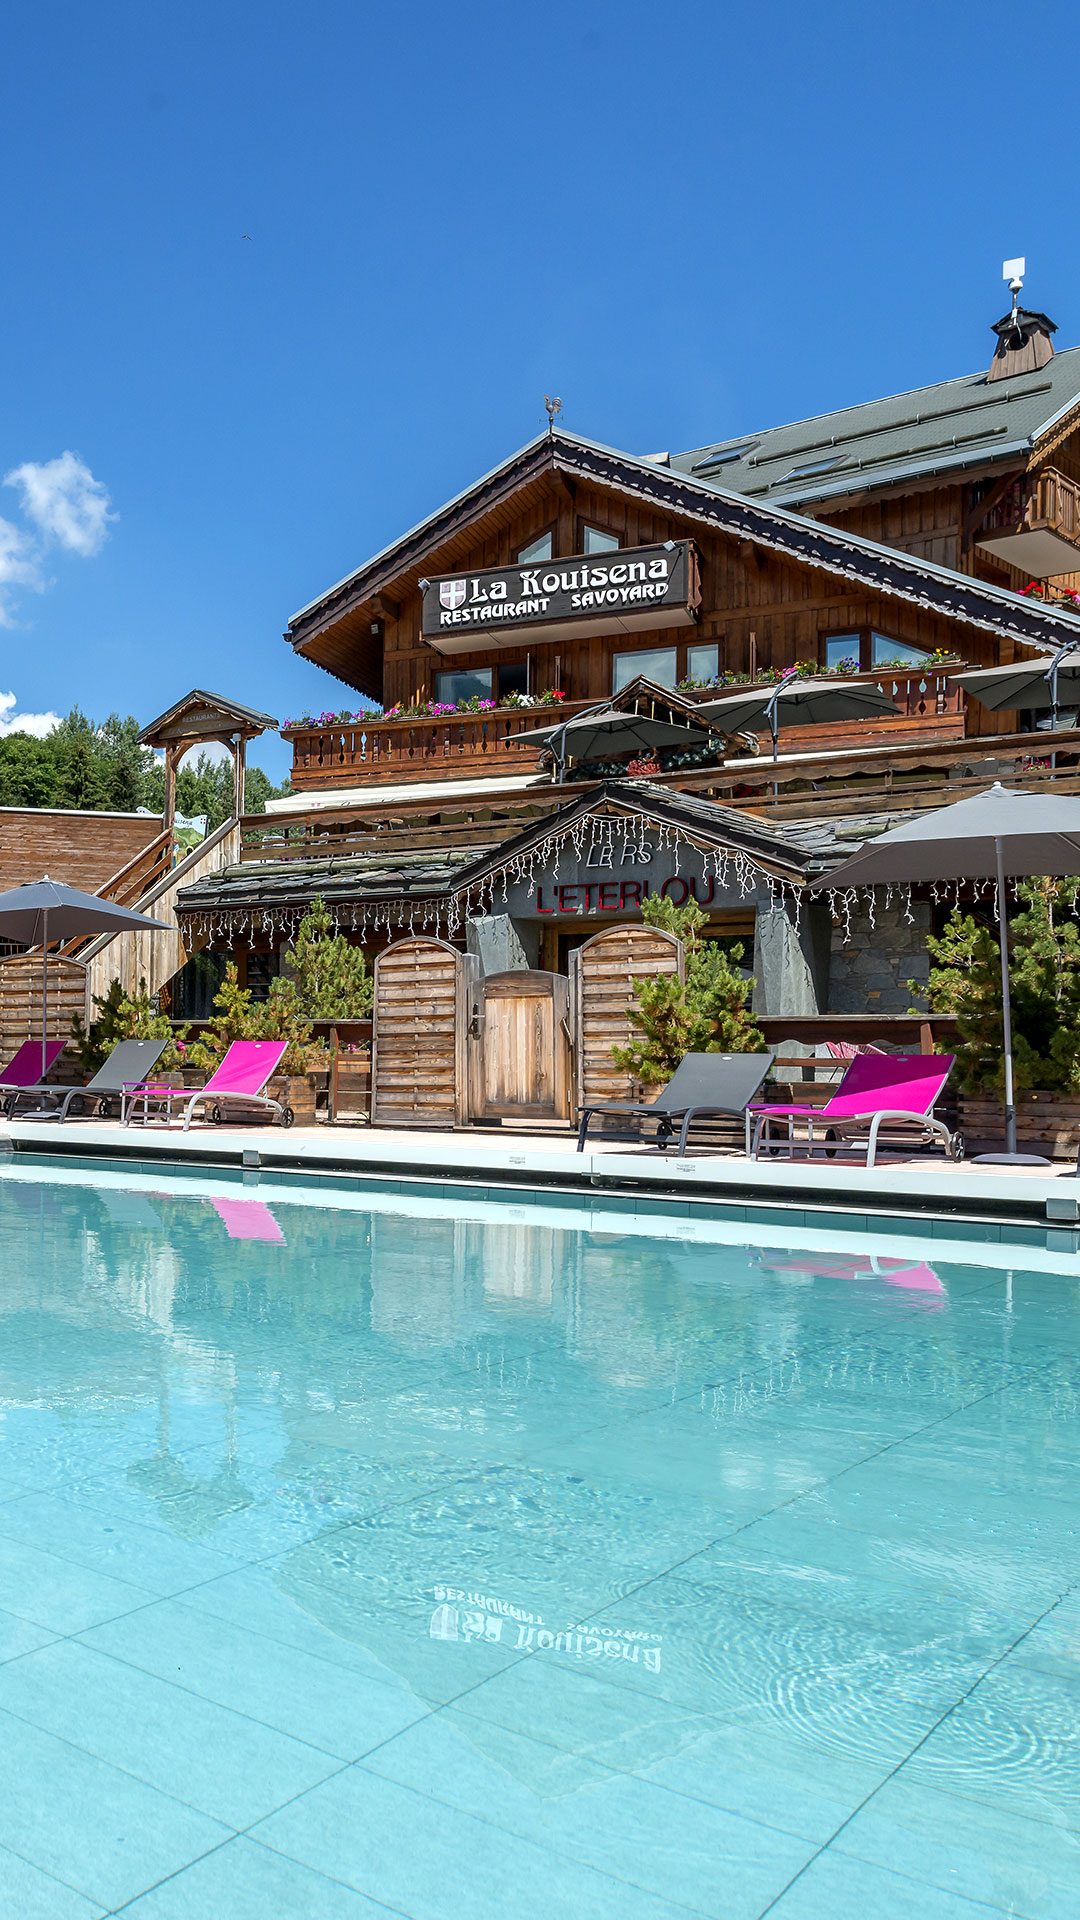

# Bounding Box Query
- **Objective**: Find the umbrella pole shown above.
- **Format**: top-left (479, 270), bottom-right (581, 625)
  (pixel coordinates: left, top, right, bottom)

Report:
top-left (995, 837), bottom-right (1017, 1156)
top-left (41, 907), bottom-right (48, 1083)
top-left (767, 688), bottom-right (780, 800)
top-left (974, 836), bottom-right (1049, 1164)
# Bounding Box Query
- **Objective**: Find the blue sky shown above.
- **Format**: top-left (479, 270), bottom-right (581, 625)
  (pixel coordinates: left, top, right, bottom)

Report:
top-left (1, 0), bottom-right (1078, 779)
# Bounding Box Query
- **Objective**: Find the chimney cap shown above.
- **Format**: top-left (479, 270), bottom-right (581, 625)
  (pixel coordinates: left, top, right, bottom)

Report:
top-left (991, 306), bottom-right (1057, 346)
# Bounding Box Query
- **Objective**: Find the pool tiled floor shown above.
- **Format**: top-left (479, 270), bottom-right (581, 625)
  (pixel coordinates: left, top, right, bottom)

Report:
top-left (0, 1162), bottom-right (1076, 1917)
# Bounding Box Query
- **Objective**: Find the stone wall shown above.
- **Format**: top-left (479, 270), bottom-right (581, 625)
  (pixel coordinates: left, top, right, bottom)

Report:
top-left (827, 898), bottom-right (930, 1014)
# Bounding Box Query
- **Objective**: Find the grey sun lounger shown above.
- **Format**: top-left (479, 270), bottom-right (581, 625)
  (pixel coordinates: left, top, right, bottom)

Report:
top-left (7, 1037), bottom-right (169, 1122)
top-left (576, 1051), bottom-right (773, 1156)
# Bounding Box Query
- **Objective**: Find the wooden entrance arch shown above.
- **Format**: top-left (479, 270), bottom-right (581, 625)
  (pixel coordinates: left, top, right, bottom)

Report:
top-left (371, 936), bottom-right (473, 1128)
top-left (568, 924), bottom-right (683, 1125)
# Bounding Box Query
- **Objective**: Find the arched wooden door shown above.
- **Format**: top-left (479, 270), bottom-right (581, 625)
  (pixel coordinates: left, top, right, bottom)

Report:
top-left (468, 970), bottom-right (571, 1122)
top-left (568, 925), bottom-right (683, 1125)
top-left (371, 937), bottom-right (472, 1128)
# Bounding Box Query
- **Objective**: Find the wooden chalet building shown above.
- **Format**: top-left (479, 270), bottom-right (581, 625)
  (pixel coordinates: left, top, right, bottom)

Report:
top-left (174, 295), bottom-right (1080, 1121)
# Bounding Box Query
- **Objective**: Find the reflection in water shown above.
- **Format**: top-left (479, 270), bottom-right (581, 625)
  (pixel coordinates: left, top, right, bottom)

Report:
top-left (0, 1168), bottom-right (1077, 1838)
top-left (753, 1248), bottom-right (946, 1300)
top-left (211, 1197), bottom-right (286, 1243)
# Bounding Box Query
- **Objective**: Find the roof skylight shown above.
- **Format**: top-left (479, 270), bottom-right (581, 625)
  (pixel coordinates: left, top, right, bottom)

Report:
top-left (781, 455), bottom-right (846, 482)
top-left (692, 444), bottom-right (757, 473)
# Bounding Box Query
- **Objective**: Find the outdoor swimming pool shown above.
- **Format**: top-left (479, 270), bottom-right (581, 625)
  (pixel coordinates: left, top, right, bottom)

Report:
top-left (0, 1163), bottom-right (1075, 1919)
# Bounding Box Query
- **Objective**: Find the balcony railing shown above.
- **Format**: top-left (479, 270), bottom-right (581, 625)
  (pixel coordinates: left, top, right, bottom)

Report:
top-left (286, 703), bottom-right (596, 790)
top-left (977, 465), bottom-right (1080, 578)
top-left (982, 465), bottom-right (1080, 545)
top-left (286, 669), bottom-right (965, 792)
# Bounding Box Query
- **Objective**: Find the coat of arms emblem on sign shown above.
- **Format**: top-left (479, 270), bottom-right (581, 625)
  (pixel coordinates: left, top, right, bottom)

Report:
top-left (439, 579), bottom-right (467, 610)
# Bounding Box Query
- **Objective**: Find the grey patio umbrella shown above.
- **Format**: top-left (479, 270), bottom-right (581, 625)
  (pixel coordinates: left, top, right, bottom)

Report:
top-left (0, 878), bottom-right (169, 1079)
top-left (530, 707), bottom-right (714, 783)
top-left (812, 783), bottom-right (1080, 1164)
top-left (700, 676), bottom-right (901, 763)
top-left (952, 643), bottom-right (1080, 730)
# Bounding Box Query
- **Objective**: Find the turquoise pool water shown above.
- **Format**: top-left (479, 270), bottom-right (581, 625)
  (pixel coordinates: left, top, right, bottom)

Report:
top-left (0, 1166), bottom-right (1076, 1919)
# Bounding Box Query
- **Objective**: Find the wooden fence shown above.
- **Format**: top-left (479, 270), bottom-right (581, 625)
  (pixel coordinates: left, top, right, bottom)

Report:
top-left (568, 925), bottom-right (683, 1127)
top-left (0, 954), bottom-right (86, 1067)
top-left (371, 937), bottom-right (475, 1128)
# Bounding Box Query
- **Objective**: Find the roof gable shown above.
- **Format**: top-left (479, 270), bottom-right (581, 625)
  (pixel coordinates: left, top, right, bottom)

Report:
top-left (139, 689), bottom-right (278, 748)
top-left (286, 429), bottom-right (1080, 683)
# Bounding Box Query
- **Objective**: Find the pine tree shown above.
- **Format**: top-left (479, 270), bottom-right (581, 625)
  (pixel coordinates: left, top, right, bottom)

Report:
top-left (284, 895), bottom-right (374, 1018)
top-left (186, 962), bottom-right (314, 1077)
top-left (611, 894), bottom-right (763, 1086)
top-left (72, 976), bottom-right (188, 1074)
top-left (917, 878), bottom-right (1080, 1092)
top-left (55, 708), bottom-right (108, 809)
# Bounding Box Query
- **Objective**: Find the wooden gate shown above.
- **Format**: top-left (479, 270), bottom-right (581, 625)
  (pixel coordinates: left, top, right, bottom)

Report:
top-left (0, 953), bottom-right (86, 1064)
top-left (469, 970), bottom-right (571, 1121)
top-left (371, 937), bottom-right (473, 1128)
top-left (568, 925), bottom-right (683, 1125)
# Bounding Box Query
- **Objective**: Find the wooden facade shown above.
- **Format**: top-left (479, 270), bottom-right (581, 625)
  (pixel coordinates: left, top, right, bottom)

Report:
top-left (0, 808), bottom-right (163, 898)
top-left (283, 417), bottom-right (1080, 800)
top-left (343, 478), bottom-right (1015, 714)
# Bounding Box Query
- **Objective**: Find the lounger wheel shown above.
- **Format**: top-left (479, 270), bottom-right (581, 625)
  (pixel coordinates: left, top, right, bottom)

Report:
top-left (281, 1106), bottom-right (294, 1129)
top-left (950, 1131), bottom-right (965, 1162)
top-left (210, 1103), bottom-right (224, 1125)
top-left (96, 1099), bottom-right (110, 1117)
top-left (823, 1127), bottom-right (839, 1159)
top-left (66, 1094), bottom-right (85, 1117)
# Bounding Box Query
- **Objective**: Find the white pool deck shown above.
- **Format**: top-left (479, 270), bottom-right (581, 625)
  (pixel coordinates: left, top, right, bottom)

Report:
top-left (2, 1110), bottom-right (1078, 1233)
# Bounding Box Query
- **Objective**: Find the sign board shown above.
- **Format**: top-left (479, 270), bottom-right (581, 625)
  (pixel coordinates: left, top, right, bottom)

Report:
top-left (421, 541), bottom-right (699, 655)
top-left (500, 840), bottom-right (768, 921)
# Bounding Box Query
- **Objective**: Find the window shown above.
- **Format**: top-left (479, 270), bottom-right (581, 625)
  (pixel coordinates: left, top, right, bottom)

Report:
top-left (783, 455), bottom-right (845, 483)
top-left (686, 643), bottom-right (719, 683)
top-left (691, 444), bottom-right (757, 475)
top-left (246, 952), bottom-right (281, 1003)
top-left (517, 530), bottom-right (553, 563)
top-left (435, 668), bottom-right (493, 705)
top-left (581, 524), bottom-right (619, 554)
top-left (613, 646), bottom-right (678, 693)
top-left (824, 631), bottom-right (934, 673)
top-left (871, 633), bottom-right (933, 670)
top-left (497, 661), bottom-right (529, 698)
top-left (825, 633), bottom-right (863, 672)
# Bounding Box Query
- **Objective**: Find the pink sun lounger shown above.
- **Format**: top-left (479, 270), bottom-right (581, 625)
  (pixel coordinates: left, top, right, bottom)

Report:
top-left (122, 1040), bottom-right (294, 1130)
top-left (749, 1052), bottom-right (958, 1169)
top-left (0, 1039), bottom-right (67, 1109)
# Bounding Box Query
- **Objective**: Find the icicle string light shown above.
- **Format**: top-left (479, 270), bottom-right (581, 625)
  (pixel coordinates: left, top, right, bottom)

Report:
top-left (180, 809), bottom-right (820, 948)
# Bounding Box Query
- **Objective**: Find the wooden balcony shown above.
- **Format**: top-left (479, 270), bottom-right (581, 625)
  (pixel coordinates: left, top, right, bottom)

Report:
top-left (976, 465), bottom-right (1080, 579)
top-left (286, 702), bottom-right (592, 791)
top-left (285, 669), bottom-right (965, 793)
top-left (246, 722), bottom-right (1080, 875)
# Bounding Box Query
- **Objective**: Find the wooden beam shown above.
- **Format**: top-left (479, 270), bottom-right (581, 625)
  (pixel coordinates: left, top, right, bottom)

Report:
top-left (962, 472), bottom-right (1020, 549)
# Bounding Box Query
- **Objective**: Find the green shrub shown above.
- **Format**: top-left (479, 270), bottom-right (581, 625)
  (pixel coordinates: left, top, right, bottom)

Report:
top-left (611, 894), bottom-right (763, 1086)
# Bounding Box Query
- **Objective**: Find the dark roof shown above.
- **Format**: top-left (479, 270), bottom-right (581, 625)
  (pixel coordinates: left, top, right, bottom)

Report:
top-left (139, 690), bottom-right (278, 748)
top-left (668, 345), bottom-right (1080, 511)
top-left (285, 430), bottom-right (1080, 695)
top-left (177, 781), bottom-right (815, 924)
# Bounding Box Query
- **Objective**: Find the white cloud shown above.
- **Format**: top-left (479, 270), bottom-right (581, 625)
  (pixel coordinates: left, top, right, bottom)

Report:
top-left (0, 517), bottom-right (42, 623)
top-left (0, 691), bottom-right (61, 739)
top-left (3, 451), bottom-right (113, 558)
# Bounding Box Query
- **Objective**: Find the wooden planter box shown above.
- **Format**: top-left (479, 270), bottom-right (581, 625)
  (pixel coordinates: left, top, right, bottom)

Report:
top-left (266, 1072), bottom-right (328, 1127)
top-left (958, 1090), bottom-right (1080, 1161)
